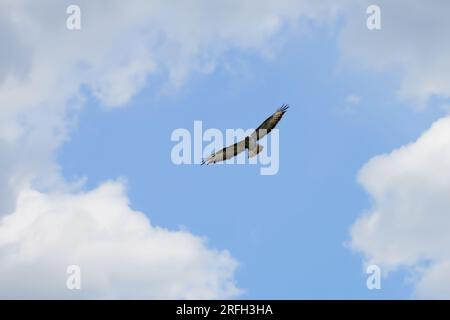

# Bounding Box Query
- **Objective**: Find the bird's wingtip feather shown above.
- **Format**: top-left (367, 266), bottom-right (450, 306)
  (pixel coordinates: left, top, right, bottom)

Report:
top-left (278, 103), bottom-right (289, 113)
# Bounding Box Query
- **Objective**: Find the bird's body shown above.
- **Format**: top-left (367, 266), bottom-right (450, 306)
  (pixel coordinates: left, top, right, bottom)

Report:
top-left (201, 104), bottom-right (289, 165)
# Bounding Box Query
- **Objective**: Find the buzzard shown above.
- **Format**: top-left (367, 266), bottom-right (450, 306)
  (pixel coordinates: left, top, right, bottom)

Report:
top-left (201, 104), bottom-right (289, 165)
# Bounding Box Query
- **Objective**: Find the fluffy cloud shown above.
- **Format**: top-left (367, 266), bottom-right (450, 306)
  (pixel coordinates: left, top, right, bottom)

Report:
top-left (6, 0), bottom-right (449, 299)
top-left (0, 0), bottom-right (345, 214)
top-left (344, 0), bottom-right (450, 298)
top-left (0, 181), bottom-right (239, 299)
top-left (0, 0), bottom-right (345, 298)
top-left (350, 116), bottom-right (450, 298)
top-left (339, 0), bottom-right (450, 106)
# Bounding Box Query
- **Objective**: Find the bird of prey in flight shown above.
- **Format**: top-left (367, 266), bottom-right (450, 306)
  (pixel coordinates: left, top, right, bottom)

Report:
top-left (201, 104), bottom-right (289, 165)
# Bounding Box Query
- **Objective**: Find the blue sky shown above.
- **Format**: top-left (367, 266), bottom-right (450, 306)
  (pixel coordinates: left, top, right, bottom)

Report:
top-left (2, 1), bottom-right (450, 299)
top-left (57, 23), bottom-right (444, 298)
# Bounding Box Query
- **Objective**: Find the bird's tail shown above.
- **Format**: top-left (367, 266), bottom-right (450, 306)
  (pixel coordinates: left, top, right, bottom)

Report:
top-left (248, 144), bottom-right (264, 158)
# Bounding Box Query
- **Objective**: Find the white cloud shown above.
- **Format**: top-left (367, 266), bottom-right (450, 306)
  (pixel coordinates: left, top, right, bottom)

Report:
top-left (339, 0), bottom-right (450, 106)
top-left (342, 1), bottom-right (450, 298)
top-left (0, 0), bottom-right (344, 214)
top-left (0, 0), bottom-right (346, 298)
top-left (7, 0), bottom-right (450, 299)
top-left (415, 261), bottom-right (450, 299)
top-left (0, 181), bottom-right (240, 299)
top-left (350, 116), bottom-right (450, 298)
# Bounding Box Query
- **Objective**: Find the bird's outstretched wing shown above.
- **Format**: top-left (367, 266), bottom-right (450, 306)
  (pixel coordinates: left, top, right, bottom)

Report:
top-left (250, 104), bottom-right (289, 141)
top-left (202, 104), bottom-right (288, 165)
top-left (201, 139), bottom-right (246, 165)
